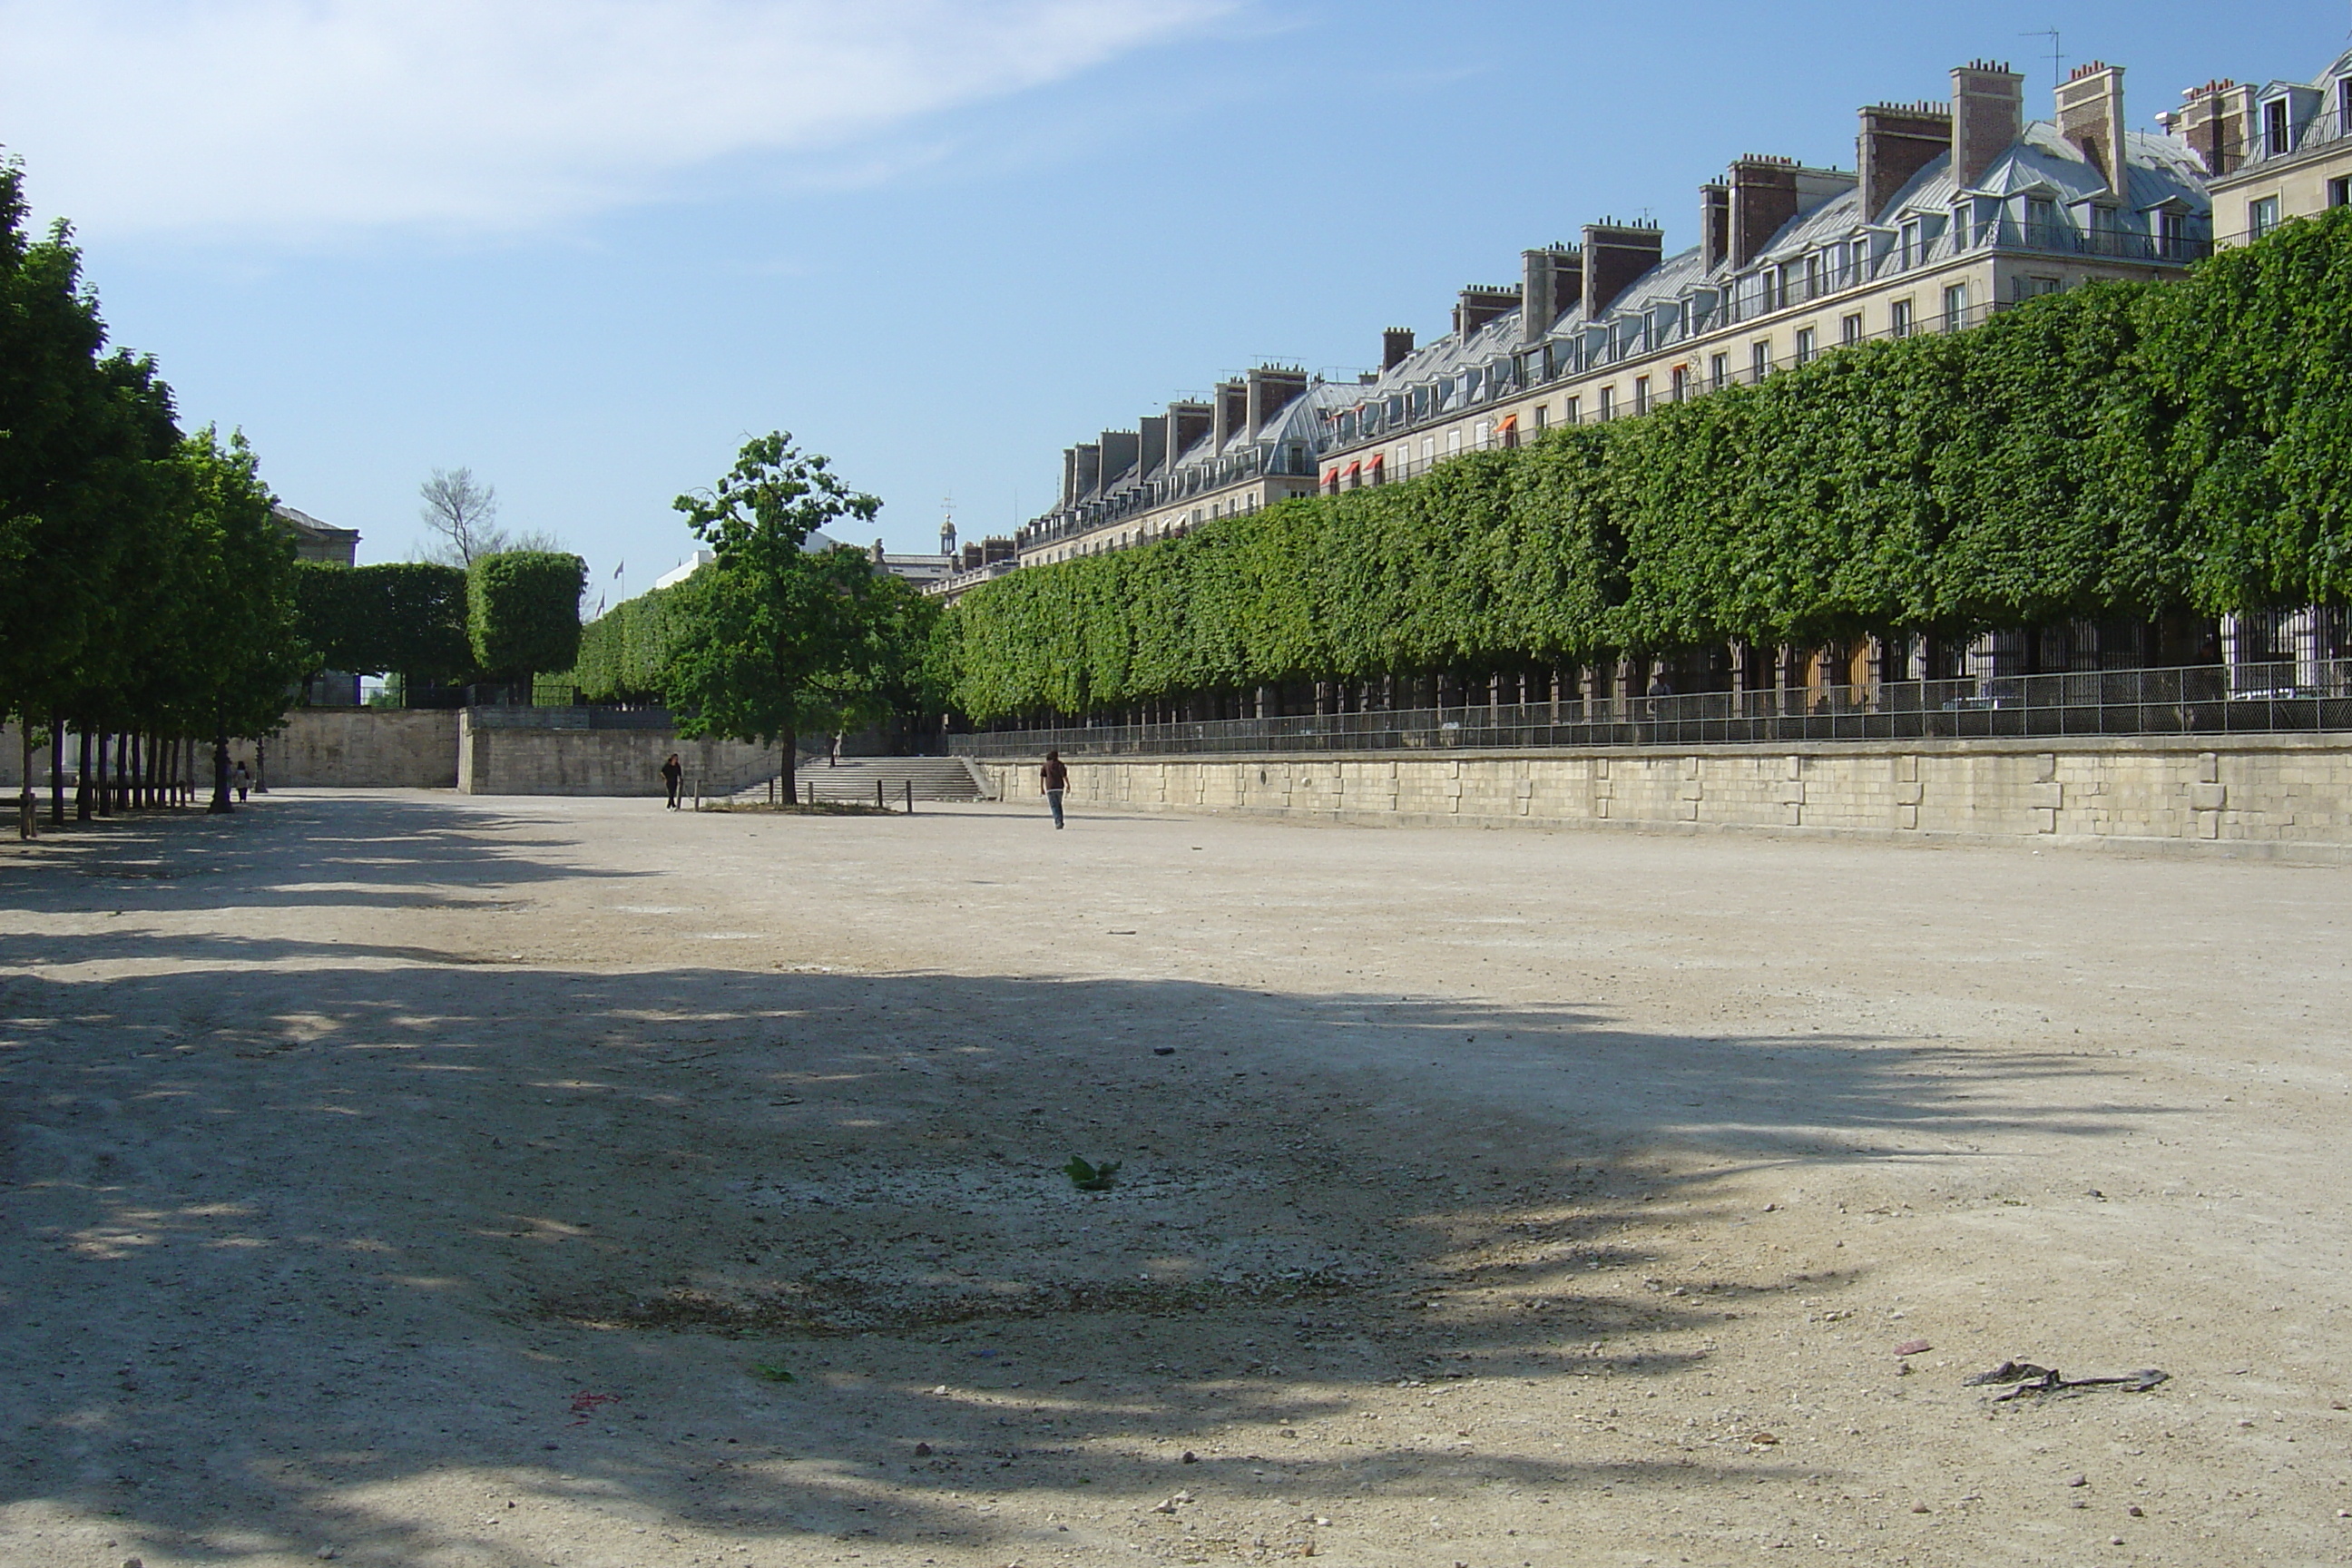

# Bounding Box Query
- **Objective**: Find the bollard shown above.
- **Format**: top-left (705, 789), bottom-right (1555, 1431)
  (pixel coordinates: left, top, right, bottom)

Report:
top-left (905, 779), bottom-right (914, 815)
top-left (876, 778), bottom-right (885, 810)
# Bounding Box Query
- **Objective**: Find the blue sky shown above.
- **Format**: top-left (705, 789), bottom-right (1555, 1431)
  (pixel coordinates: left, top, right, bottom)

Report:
top-left (7, 0), bottom-right (2346, 603)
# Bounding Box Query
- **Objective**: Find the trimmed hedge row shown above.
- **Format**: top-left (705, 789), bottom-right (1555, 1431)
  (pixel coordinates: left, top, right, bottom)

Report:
top-left (937, 211), bottom-right (2352, 721)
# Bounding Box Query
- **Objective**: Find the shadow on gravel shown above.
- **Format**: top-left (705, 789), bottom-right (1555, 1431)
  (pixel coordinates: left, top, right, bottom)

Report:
top-left (0, 794), bottom-right (2169, 1564)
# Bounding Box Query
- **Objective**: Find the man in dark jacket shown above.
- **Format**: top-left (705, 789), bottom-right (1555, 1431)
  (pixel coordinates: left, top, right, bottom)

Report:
top-left (1041, 750), bottom-right (1068, 828)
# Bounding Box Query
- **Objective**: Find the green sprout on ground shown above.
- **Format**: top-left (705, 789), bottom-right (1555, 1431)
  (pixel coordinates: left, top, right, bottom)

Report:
top-left (1063, 1155), bottom-right (1121, 1191)
top-left (750, 1363), bottom-right (796, 1383)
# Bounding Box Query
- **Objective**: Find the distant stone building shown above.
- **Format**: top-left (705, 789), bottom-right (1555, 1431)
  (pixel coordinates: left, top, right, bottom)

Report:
top-left (1012, 363), bottom-right (1353, 570)
top-left (1315, 60), bottom-right (2210, 504)
top-left (274, 504), bottom-right (359, 566)
top-left (2173, 47), bottom-right (2352, 247)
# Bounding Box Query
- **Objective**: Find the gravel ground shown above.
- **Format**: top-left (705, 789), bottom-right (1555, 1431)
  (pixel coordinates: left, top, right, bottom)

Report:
top-left (4, 788), bottom-right (2349, 1568)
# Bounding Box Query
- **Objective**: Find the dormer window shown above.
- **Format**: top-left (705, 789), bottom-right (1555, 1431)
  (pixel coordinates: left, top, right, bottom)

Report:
top-left (2339, 77), bottom-right (2352, 137)
top-left (2265, 96), bottom-right (2290, 156)
top-left (2027, 196), bottom-right (2057, 238)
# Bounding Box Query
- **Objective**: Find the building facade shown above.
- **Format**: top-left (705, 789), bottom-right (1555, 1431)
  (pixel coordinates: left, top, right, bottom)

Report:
top-left (2174, 47), bottom-right (2352, 247)
top-left (1316, 61), bottom-right (2210, 496)
top-left (1006, 364), bottom-right (1353, 572)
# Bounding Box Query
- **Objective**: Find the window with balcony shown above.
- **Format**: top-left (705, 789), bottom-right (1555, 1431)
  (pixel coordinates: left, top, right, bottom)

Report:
top-left (1794, 327), bottom-right (1816, 365)
top-left (2333, 178), bottom-right (2352, 210)
top-left (1598, 386), bottom-right (1615, 421)
top-left (1709, 352), bottom-right (1728, 391)
top-left (2250, 195), bottom-right (2281, 239)
top-left (1633, 376), bottom-right (1650, 416)
top-left (1943, 281), bottom-right (1968, 330)
top-left (2265, 96), bottom-right (2289, 156)
top-left (1841, 312), bottom-right (1862, 346)
top-left (2026, 196), bottom-right (2057, 244)
top-left (1900, 220), bottom-right (1921, 268)
top-left (2340, 76), bottom-right (2352, 135)
top-left (1671, 365), bottom-right (1688, 403)
top-left (1563, 396), bottom-right (1580, 425)
top-left (1532, 404), bottom-right (1548, 433)
top-left (1890, 298), bottom-right (1913, 338)
top-left (1750, 340), bottom-right (1770, 381)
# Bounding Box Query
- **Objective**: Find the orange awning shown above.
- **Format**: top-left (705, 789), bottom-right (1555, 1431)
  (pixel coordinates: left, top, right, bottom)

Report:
top-left (1495, 413), bottom-right (1518, 433)
top-left (1342, 460), bottom-right (1361, 478)
top-left (1366, 451), bottom-right (1385, 467)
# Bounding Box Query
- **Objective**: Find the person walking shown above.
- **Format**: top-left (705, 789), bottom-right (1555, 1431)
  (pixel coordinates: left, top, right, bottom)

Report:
top-left (661, 752), bottom-right (684, 811)
top-left (1040, 750), bottom-right (1069, 829)
top-left (231, 760), bottom-right (251, 802)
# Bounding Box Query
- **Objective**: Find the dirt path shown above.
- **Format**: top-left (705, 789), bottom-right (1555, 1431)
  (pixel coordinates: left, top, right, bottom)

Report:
top-left (4, 789), bottom-right (2349, 1568)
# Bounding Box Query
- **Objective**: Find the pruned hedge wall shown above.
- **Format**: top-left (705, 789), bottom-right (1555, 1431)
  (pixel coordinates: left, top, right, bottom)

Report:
top-left (938, 211), bottom-right (2352, 721)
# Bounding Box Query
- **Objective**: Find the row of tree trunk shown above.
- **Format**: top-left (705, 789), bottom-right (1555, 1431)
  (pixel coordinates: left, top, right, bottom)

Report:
top-left (15, 720), bottom-right (235, 839)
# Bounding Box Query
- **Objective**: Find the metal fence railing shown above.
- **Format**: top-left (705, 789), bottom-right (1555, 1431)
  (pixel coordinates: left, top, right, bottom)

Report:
top-left (948, 661), bottom-right (2352, 760)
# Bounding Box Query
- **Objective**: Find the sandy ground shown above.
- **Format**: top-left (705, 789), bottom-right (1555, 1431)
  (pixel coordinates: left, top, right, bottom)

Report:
top-left (4, 789), bottom-right (2350, 1568)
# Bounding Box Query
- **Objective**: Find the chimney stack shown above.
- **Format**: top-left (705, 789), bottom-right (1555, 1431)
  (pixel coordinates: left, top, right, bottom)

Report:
top-left (1858, 100), bottom-right (1954, 221)
top-left (1582, 220), bottom-right (1663, 318)
top-left (1700, 183), bottom-right (1731, 271)
top-left (1211, 379), bottom-right (1248, 449)
top-left (1950, 61), bottom-right (2026, 189)
top-left (1072, 443), bottom-right (1102, 500)
top-left (1727, 161), bottom-right (1798, 270)
top-left (1060, 448), bottom-right (1080, 508)
top-left (1452, 285), bottom-right (1522, 339)
top-left (2173, 78), bottom-right (2257, 176)
top-left (1519, 246), bottom-right (1583, 343)
top-left (2054, 62), bottom-right (2127, 198)
top-left (1166, 400), bottom-right (1212, 467)
top-left (1245, 365), bottom-right (1308, 437)
top-left (1098, 428), bottom-right (1140, 485)
top-left (1382, 328), bottom-right (1416, 370)
top-left (1138, 414), bottom-right (1167, 478)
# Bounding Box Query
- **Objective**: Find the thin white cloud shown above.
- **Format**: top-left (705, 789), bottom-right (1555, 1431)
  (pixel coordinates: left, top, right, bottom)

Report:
top-left (0, 0), bottom-right (1234, 240)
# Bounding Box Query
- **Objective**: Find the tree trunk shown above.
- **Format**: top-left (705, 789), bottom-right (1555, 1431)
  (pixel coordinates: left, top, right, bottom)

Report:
top-left (49, 712), bottom-right (65, 827)
top-left (210, 715), bottom-right (232, 814)
top-left (18, 719), bottom-right (34, 840)
top-left (125, 732), bottom-right (142, 811)
top-left (94, 731), bottom-right (112, 818)
top-left (779, 728), bottom-right (797, 804)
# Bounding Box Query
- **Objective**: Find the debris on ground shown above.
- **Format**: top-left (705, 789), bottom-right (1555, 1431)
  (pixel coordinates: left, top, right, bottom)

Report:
top-left (1966, 1360), bottom-right (2170, 1400)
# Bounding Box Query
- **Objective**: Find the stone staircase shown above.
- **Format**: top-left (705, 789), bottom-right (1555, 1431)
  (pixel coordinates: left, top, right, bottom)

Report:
top-left (735, 755), bottom-right (990, 805)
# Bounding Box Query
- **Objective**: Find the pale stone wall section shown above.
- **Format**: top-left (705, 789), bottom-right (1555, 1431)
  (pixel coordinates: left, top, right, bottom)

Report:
top-left (456, 714), bottom-right (776, 798)
top-left (271, 710), bottom-right (460, 788)
top-left (979, 737), bottom-right (2352, 858)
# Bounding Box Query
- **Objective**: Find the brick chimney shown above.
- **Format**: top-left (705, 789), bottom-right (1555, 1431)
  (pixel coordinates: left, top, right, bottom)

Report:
top-left (1700, 182), bottom-right (1731, 271)
top-left (1166, 400), bottom-right (1212, 466)
top-left (1520, 246), bottom-right (1583, 342)
top-left (1060, 447), bottom-right (1080, 507)
top-left (1452, 285), bottom-right (1521, 339)
top-left (1098, 428), bottom-right (1140, 485)
top-left (1211, 380), bottom-right (1247, 449)
top-left (1382, 328), bottom-right (1416, 370)
top-left (1726, 162), bottom-right (1798, 270)
top-left (2172, 77), bottom-right (2254, 177)
top-left (1858, 99), bottom-right (1953, 220)
top-left (1072, 443), bottom-right (1102, 500)
top-left (2054, 61), bottom-right (2126, 199)
top-left (1580, 220), bottom-right (1663, 318)
top-left (1246, 366), bottom-right (1308, 437)
top-left (1950, 62), bottom-right (2025, 190)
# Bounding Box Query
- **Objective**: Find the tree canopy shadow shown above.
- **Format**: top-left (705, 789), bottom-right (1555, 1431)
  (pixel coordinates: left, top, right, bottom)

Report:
top-left (0, 797), bottom-right (2171, 1564)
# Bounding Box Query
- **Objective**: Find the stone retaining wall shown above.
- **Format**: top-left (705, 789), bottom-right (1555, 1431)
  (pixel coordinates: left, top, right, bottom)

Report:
top-left (456, 712), bottom-right (776, 798)
top-left (270, 709), bottom-right (460, 788)
top-left (979, 736), bottom-right (2352, 858)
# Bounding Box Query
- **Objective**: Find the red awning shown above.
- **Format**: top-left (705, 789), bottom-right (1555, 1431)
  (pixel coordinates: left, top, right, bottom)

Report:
top-left (1495, 413), bottom-right (1518, 433)
top-left (1366, 451), bottom-right (1385, 468)
top-left (1342, 460), bottom-right (1361, 478)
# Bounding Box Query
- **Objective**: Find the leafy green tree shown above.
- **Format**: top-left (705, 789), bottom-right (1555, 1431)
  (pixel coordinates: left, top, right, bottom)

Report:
top-left (663, 432), bottom-right (888, 799)
top-left (297, 561), bottom-right (472, 688)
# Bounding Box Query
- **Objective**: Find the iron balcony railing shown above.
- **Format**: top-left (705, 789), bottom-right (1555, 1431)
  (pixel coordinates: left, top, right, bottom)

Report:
top-left (950, 661), bottom-right (2352, 759)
